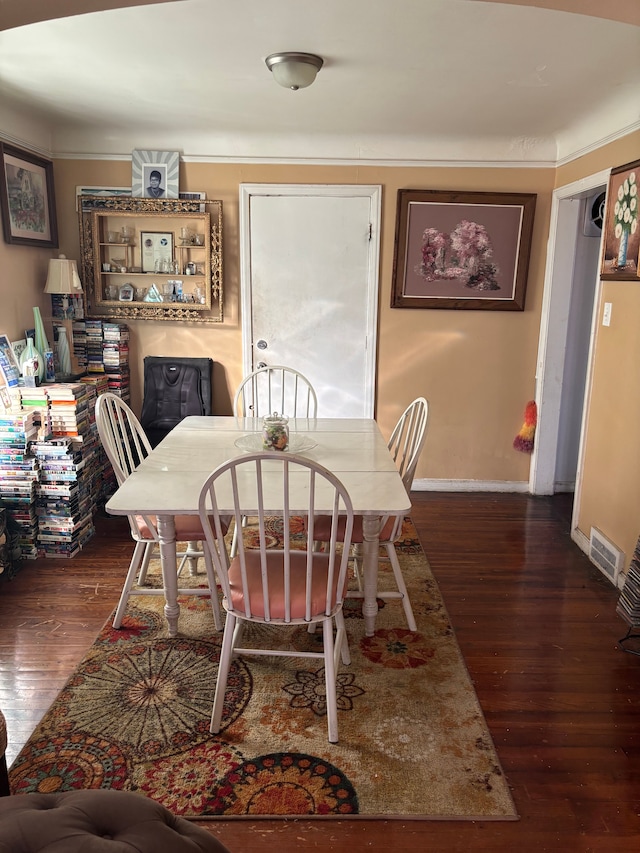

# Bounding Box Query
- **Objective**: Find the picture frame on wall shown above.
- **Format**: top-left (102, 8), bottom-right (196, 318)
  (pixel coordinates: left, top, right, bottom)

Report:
top-left (0, 142), bottom-right (58, 247)
top-left (600, 158), bottom-right (639, 281)
top-left (131, 149), bottom-right (180, 199)
top-left (75, 186), bottom-right (132, 211)
top-left (141, 231), bottom-right (174, 273)
top-left (391, 189), bottom-right (536, 311)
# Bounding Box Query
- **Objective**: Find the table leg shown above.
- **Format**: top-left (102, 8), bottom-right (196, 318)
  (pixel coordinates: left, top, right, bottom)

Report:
top-left (361, 515), bottom-right (382, 637)
top-left (157, 514), bottom-right (179, 637)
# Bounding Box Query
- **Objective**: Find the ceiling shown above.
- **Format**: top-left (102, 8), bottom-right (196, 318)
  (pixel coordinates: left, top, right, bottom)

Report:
top-left (1, 0), bottom-right (639, 165)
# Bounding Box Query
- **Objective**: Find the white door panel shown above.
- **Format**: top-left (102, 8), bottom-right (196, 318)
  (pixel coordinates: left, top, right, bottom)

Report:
top-left (240, 185), bottom-right (380, 418)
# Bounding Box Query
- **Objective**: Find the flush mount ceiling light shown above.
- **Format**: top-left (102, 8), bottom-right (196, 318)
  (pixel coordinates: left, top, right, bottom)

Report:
top-left (265, 52), bottom-right (324, 90)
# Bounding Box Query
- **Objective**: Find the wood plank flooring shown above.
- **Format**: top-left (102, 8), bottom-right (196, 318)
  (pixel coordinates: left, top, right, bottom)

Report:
top-left (1, 492), bottom-right (639, 851)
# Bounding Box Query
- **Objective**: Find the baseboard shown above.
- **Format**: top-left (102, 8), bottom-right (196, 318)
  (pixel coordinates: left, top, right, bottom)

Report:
top-left (412, 479), bottom-right (529, 493)
top-left (571, 526), bottom-right (590, 557)
top-left (553, 480), bottom-right (576, 493)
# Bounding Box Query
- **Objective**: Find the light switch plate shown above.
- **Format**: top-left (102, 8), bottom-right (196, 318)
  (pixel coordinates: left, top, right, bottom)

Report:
top-left (603, 302), bottom-right (612, 326)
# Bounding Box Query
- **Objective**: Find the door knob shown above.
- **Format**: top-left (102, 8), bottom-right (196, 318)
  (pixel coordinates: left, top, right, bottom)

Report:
top-left (256, 339), bottom-right (268, 350)
top-left (257, 361), bottom-right (267, 369)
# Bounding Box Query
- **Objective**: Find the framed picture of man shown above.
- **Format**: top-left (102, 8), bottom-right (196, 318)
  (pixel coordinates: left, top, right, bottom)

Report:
top-left (131, 150), bottom-right (179, 199)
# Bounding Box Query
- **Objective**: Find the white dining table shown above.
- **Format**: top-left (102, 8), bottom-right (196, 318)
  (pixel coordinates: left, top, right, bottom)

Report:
top-left (105, 416), bottom-right (412, 637)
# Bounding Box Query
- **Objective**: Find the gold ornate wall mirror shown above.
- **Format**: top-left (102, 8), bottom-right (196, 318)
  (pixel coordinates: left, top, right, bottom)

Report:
top-left (78, 196), bottom-right (223, 322)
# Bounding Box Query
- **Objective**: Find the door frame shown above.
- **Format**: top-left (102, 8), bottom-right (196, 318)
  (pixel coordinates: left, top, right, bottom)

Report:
top-left (238, 183), bottom-right (382, 417)
top-left (530, 168), bottom-right (610, 510)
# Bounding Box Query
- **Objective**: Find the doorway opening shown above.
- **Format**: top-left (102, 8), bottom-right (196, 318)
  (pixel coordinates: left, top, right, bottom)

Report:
top-left (531, 169), bottom-right (609, 536)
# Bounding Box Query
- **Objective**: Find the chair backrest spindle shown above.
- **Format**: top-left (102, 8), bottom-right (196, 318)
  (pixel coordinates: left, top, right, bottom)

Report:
top-left (234, 365), bottom-right (318, 419)
top-left (198, 452), bottom-right (353, 626)
top-left (388, 397), bottom-right (429, 494)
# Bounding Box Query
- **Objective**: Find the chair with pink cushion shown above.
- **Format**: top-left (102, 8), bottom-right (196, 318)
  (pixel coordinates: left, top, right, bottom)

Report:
top-left (311, 397), bottom-right (429, 631)
top-left (198, 451), bottom-right (354, 743)
top-left (95, 392), bottom-right (223, 630)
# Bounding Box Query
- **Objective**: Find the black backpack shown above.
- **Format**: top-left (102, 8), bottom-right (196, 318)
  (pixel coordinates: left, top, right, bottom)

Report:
top-left (140, 357), bottom-right (212, 447)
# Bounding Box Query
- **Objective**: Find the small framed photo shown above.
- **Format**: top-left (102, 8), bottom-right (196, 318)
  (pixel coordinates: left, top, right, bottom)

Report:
top-left (0, 142), bottom-right (58, 247)
top-left (76, 186), bottom-right (131, 211)
top-left (179, 190), bottom-right (206, 212)
top-left (119, 283), bottom-right (134, 302)
top-left (600, 158), bottom-right (640, 280)
top-left (141, 231), bottom-right (174, 272)
top-left (132, 149), bottom-right (179, 199)
top-left (10, 338), bottom-right (27, 366)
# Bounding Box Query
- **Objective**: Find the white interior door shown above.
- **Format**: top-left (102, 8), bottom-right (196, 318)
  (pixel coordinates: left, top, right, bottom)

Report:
top-left (239, 185), bottom-right (381, 418)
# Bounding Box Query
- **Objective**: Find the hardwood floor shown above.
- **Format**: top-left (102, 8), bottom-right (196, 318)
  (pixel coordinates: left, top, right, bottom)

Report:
top-left (1, 492), bottom-right (639, 851)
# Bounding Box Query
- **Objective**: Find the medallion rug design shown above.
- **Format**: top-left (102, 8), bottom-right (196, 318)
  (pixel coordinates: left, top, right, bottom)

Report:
top-left (9, 520), bottom-right (518, 820)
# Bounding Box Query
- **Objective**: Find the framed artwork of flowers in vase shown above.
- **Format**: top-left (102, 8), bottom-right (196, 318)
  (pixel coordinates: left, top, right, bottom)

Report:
top-left (601, 158), bottom-right (639, 281)
top-left (390, 189), bottom-right (536, 311)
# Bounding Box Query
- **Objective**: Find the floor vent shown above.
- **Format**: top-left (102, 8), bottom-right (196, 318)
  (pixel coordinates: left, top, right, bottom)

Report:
top-left (589, 527), bottom-right (624, 585)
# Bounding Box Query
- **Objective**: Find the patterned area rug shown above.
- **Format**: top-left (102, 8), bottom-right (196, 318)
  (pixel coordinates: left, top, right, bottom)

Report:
top-left (9, 519), bottom-right (518, 820)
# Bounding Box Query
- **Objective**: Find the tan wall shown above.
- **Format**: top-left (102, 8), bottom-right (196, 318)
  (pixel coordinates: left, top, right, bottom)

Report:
top-left (49, 158), bottom-right (556, 484)
top-left (4, 134), bottom-right (638, 524)
top-left (0, 234), bottom-right (54, 348)
top-left (556, 131), bottom-right (640, 571)
top-left (578, 284), bottom-right (640, 568)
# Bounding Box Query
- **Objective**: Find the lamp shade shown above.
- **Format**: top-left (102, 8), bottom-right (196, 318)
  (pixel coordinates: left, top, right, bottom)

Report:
top-left (44, 254), bottom-right (83, 294)
top-left (265, 52), bottom-right (323, 90)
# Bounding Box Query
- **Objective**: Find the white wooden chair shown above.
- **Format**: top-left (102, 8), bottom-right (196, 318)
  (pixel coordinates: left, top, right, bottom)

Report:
top-left (95, 392), bottom-right (223, 630)
top-left (198, 451), bottom-right (354, 743)
top-left (311, 397), bottom-right (429, 631)
top-left (233, 365), bottom-right (317, 418)
top-left (231, 365), bottom-right (318, 557)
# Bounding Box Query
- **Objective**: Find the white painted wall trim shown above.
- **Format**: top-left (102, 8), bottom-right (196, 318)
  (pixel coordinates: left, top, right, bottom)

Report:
top-left (530, 168), bottom-right (610, 496)
top-left (412, 478), bottom-right (529, 493)
top-left (51, 150), bottom-right (557, 169)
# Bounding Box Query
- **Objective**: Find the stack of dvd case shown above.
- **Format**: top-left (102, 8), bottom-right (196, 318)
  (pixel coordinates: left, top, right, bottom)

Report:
top-left (617, 537), bottom-right (640, 628)
top-left (18, 381), bottom-right (104, 556)
top-left (0, 411), bottom-right (40, 559)
top-left (31, 437), bottom-right (95, 558)
top-left (80, 375), bottom-right (115, 503)
top-left (102, 322), bottom-right (130, 403)
top-left (86, 320), bottom-right (105, 374)
top-left (71, 319), bottom-right (88, 374)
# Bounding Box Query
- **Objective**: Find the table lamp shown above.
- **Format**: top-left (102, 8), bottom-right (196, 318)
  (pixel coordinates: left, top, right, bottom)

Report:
top-left (44, 253), bottom-right (83, 316)
top-left (44, 254), bottom-right (83, 378)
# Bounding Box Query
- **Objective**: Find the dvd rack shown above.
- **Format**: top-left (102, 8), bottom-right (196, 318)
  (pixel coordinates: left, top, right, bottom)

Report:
top-left (22, 382), bottom-right (98, 558)
top-left (80, 319), bottom-right (130, 403)
top-left (617, 534), bottom-right (640, 655)
top-left (0, 411), bottom-right (40, 560)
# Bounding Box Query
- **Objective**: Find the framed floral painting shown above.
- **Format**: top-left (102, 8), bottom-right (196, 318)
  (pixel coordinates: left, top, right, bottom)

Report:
top-left (600, 158), bottom-right (639, 281)
top-left (0, 143), bottom-right (58, 247)
top-left (391, 189), bottom-right (536, 311)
